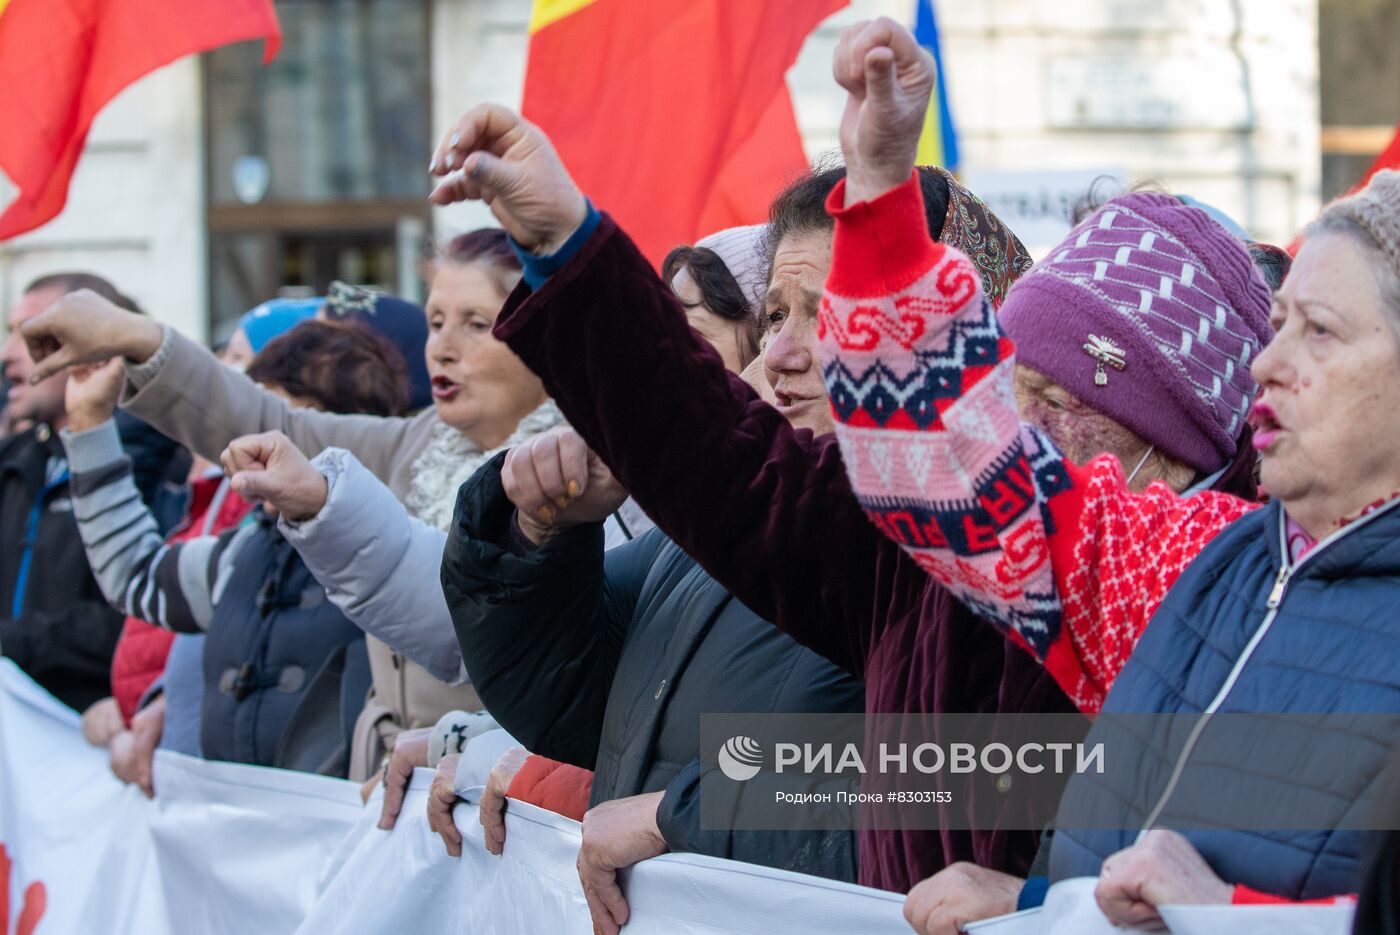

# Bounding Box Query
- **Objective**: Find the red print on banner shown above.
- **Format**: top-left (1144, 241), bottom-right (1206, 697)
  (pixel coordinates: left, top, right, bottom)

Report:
top-left (0, 845), bottom-right (45, 935)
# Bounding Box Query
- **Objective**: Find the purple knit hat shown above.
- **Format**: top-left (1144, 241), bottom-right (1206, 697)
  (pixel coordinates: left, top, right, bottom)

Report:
top-left (998, 192), bottom-right (1274, 473)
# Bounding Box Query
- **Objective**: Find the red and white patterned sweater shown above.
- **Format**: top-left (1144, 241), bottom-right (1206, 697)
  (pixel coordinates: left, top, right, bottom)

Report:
top-left (818, 173), bottom-right (1258, 714)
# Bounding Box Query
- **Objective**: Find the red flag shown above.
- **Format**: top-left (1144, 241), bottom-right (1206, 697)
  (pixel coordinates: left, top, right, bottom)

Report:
top-left (522, 0), bottom-right (844, 266)
top-left (1288, 122), bottom-right (1400, 256)
top-left (0, 0), bottom-right (280, 240)
top-left (1352, 122), bottom-right (1400, 194)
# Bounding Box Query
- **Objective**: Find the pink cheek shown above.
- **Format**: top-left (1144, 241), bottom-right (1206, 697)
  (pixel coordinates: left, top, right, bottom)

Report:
top-left (1301, 377), bottom-right (1311, 389)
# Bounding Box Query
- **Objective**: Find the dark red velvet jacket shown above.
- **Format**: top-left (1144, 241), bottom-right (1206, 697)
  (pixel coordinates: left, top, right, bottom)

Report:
top-left (493, 215), bottom-right (1076, 894)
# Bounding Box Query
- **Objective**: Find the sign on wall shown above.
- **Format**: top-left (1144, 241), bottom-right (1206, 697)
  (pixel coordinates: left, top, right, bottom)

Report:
top-left (1046, 56), bottom-right (1250, 131)
top-left (962, 168), bottom-right (1128, 255)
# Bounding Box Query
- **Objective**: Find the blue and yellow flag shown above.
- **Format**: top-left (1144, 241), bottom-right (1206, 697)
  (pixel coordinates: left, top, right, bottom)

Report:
top-left (914, 0), bottom-right (959, 173)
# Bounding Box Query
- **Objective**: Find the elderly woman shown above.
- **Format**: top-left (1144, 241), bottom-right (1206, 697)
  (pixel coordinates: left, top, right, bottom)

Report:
top-left (429, 206), bottom-right (863, 935)
top-left (211, 227), bottom-right (771, 821)
top-left (414, 68), bottom-right (1275, 904)
top-left (410, 96), bottom-right (1083, 902)
top-left (801, 19), bottom-right (1400, 928)
top-left (18, 231), bottom-right (563, 782)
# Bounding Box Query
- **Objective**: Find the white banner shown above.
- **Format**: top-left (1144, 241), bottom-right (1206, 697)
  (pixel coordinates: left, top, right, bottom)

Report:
top-left (0, 661), bottom-right (1356, 934)
top-left (0, 660), bottom-right (908, 935)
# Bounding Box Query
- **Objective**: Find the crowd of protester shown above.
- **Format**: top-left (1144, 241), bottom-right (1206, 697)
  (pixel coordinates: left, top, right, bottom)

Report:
top-left (2, 16), bottom-right (1398, 934)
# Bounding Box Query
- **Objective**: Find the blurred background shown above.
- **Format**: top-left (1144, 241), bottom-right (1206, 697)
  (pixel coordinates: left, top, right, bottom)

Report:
top-left (0, 0), bottom-right (1394, 342)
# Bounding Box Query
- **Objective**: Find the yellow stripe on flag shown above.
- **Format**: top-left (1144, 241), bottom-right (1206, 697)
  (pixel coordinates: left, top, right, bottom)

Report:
top-left (529, 0), bottom-right (598, 34)
top-left (0, 0), bottom-right (12, 20)
top-left (916, 86), bottom-right (945, 167)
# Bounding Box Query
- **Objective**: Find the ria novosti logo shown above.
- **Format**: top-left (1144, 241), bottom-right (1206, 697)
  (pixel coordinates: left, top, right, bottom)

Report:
top-left (718, 736), bottom-right (763, 781)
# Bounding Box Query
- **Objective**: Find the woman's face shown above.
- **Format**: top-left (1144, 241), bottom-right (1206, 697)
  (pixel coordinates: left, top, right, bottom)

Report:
top-left (760, 230), bottom-right (835, 436)
top-left (1251, 232), bottom-right (1400, 534)
top-left (1013, 365), bottom-right (1191, 491)
top-left (424, 261), bottom-right (546, 446)
top-left (671, 267), bottom-right (755, 375)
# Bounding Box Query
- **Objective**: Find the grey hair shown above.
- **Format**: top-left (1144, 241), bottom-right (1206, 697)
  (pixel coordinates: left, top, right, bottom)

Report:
top-left (1304, 212), bottom-right (1400, 341)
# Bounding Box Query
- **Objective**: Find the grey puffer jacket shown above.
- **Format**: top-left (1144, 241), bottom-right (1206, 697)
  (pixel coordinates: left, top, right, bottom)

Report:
top-left (279, 447), bottom-right (652, 685)
top-left (442, 453), bottom-right (864, 881)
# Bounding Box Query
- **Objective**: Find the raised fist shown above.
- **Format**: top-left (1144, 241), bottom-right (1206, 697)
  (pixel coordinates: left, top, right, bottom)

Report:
top-left (833, 17), bottom-right (936, 205)
top-left (219, 431), bottom-right (327, 522)
top-left (428, 103), bottom-right (589, 255)
top-left (501, 426), bottom-right (628, 543)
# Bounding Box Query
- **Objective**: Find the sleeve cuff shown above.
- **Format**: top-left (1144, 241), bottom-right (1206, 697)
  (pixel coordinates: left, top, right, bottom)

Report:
top-left (60, 420), bottom-right (127, 474)
top-left (509, 200), bottom-right (603, 291)
top-left (123, 325), bottom-right (175, 390)
top-left (1230, 884), bottom-right (1354, 905)
top-left (825, 173), bottom-right (943, 298)
top-left (507, 510), bottom-right (543, 556)
top-left (279, 447), bottom-right (351, 533)
top-left (1017, 876), bottom-right (1051, 910)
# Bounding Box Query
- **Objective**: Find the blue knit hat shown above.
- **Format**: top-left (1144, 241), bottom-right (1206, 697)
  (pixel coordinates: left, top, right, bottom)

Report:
top-left (323, 281), bottom-right (432, 411)
top-left (239, 298), bottom-right (322, 354)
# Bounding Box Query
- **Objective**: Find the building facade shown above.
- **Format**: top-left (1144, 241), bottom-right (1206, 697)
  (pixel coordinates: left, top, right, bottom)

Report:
top-left (0, 0), bottom-right (1337, 340)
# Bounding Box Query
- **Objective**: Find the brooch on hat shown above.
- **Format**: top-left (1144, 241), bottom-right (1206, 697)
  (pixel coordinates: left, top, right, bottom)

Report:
top-left (1082, 334), bottom-right (1126, 386)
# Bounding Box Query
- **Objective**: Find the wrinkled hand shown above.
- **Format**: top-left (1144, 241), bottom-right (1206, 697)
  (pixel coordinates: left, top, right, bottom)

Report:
top-left (20, 289), bottom-right (164, 383)
top-left (903, 863), bottom-right (1024, 935)
top-left (833, 17), bottom-right (936, 205)
top-left (110, 694), bottom-right (165, 798)
top-left (377, 728), bottom-right (430, 830)
top-left (576, 792), bottom-right (668, 935)
top-left (480, 746), bottom-right (530, 856)
top-left (427, 104), bottom-right (588, 254)
top-left (81, 696), bottom-right (125, 748)
top-left (220, 431), bottom-right (328, 522)
top-left (502, 426), bottom-right (628, 544)
top-left (427, 753), bottom-right (465, 857)
top-left (64, 359), bottom-right (126, 433)
top-left (1095, 830), bottom-right (1232, 929)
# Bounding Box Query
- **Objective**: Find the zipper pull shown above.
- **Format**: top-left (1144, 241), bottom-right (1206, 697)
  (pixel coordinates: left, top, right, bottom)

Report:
top-left (1266, 564), bottom-right (1290, 609)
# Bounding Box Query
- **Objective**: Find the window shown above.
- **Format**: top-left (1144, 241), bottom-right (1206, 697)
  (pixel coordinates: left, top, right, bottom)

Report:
top-left (1319, 0), bottom-right (1400, 200)
top-left (204, 0), bottom-right (431, 337)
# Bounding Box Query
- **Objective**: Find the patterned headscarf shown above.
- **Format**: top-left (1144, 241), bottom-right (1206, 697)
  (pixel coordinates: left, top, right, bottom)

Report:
top-left (932, 167), bottom-right (1035, 309)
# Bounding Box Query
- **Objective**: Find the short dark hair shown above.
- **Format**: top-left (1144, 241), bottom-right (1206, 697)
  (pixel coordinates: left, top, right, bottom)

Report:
top-left (24, 272), bottom-right (142, 314)
top-left (762, 163), bottom-right (951, 277)
top-left (422, 228), bottom-right (523, 296)
top-left (246, 319), bottom-right (408, 417)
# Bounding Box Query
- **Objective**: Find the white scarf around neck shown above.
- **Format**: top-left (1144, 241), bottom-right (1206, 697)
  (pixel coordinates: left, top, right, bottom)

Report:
top-left (404, 401), bottom-right (566, 531)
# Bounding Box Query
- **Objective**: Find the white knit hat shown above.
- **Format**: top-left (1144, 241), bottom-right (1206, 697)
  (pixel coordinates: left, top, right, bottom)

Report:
top-left (1325, 169), bottom-right (1400, 277)
top-left (696, 223), bottom-right (769, 311)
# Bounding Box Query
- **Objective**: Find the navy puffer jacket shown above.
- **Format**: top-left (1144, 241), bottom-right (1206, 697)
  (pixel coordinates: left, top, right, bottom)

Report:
top-left (1052, 498), bottom-right (1400, 898)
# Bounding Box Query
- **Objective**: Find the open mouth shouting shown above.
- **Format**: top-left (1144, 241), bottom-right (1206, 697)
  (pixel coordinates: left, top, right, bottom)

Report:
top-left (1249, 401), bottom-right (1283, 452)
top-left (431, 375), bottom-right (461, 402)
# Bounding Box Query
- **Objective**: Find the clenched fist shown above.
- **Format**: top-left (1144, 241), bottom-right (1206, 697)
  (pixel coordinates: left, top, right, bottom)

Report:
top-left (833, 18), bottom-right (936, 205)
top-left (220, 431), bottom-right (328, 522)
top-left (428, 103), bottom-right (589, 255)
top-left (1095, 830), bottom-right (1232, 928)
top-left (501, 426), bottom-right (628, 544)
top-left (903, 862), bottom-right (1024, 935)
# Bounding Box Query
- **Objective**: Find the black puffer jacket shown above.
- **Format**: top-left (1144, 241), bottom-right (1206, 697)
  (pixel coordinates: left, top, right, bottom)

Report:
top-left (0, 425), bottom-right (123, 711)
top-left (443, 453), bottom-right (864, 882)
